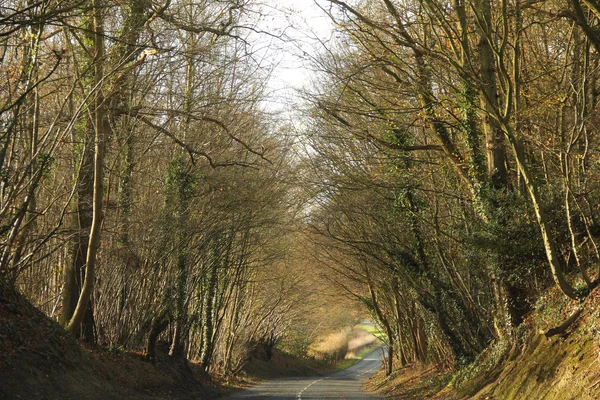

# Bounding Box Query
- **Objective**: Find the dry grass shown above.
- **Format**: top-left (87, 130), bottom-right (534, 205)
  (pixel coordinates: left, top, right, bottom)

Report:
top-left (368, 364), bottom-right (453, 400)
top-left (345, 327), bottom-right (380, 359)
top-left (307, 325), bottom-right (379, 363)
top-left (308, 327), bottom-right (351, 362)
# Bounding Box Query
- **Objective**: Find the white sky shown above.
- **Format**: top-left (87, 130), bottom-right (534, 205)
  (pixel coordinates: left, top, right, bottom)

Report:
top-left (249, 0), bottom-right (335, 111)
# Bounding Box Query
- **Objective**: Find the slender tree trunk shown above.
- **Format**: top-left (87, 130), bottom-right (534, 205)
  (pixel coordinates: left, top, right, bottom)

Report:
top-left (60, 133), bottom-right (95, 339)
top-left (366, 274), bottom-right (393, 376)
top-left (508, 131), bottom-right (578, 300)
top-left (170, 251), bottom-right (188, 358)
top-left (169, 23), bottom-right (196, 358)
top-left (67, 0), bottom-right (107, 334)
top-left (475, 0), bottom-right (508, 187)
top-left (200, 259), bottom-right (219, 370)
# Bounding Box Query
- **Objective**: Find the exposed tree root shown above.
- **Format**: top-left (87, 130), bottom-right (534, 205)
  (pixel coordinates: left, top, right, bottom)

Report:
top-left (544, 307), bottom-right (583, 338)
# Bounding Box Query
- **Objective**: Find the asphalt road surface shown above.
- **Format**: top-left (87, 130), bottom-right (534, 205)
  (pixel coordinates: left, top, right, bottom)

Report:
top-left (226, 348), bottom-right (383, 399)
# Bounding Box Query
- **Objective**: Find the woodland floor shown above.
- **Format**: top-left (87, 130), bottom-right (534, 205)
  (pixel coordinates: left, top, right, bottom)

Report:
top-left (0, 288), bottom-right (225, 399)
top-left (0, 286), bottom-right (332, 400)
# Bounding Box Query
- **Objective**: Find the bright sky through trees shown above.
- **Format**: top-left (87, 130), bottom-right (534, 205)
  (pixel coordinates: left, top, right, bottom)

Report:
top-left (253, 0), bottom-right (333, 111)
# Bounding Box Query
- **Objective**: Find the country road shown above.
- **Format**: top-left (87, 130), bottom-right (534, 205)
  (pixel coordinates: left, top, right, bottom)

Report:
top-left (226, 348), bottom-right (384, 399)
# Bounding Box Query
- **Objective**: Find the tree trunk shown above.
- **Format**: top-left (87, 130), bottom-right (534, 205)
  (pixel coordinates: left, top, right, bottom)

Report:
top-left (366, 275), bottom-right (394, 375)
top-left (509, 132), bottom-right (578, 300)
top-left (147, 313), bottom-right (170, 359)
top-left (200, 259), bottom-right (219, 370)
top-left (386, 341), bottom-right (394, 376)
top-left (67, 0), bottom-right (107, 334)
top-left (60, 134), bottom-right (95, 340)
top-left (475, 0), bottom-right (508, 187)
top-left (170, 251), bottom-right (188, 358)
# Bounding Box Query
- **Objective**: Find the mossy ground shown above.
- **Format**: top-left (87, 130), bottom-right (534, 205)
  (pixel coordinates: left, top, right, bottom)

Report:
top-left (369, 283), bottom-right (600, 399)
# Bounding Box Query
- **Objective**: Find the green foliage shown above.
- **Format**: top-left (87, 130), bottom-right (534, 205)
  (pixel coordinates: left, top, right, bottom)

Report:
top-left (450, 337), bottom-right (510, 393)
top-left (164, 155), bottom-right (196, 215)
top-left (468, 191), bottom-right (545, 286)
top-left (457, 80), bottom-right (486, 184)
top-left (0, 163), bottom-right (12, 188)
top-left (39, 153), bottom-right (56, 183)
top-left (280, 331), bottom-right (313, 357)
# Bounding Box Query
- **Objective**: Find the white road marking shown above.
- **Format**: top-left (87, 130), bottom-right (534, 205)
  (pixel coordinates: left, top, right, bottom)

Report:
top-left (296, 377), bottom-right (326, 399)
top-left (358, 364), bottom-right (378, 377)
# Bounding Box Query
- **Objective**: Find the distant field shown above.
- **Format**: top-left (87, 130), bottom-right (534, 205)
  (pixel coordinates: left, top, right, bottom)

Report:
top-left (355, 322), bottom-right (386, 340)
top-left (307, 322), bottom-right (384, 369)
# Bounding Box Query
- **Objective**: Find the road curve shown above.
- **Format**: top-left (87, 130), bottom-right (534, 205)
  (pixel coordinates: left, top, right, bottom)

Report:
top-left (226, 347), bottom-right (383, 399)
